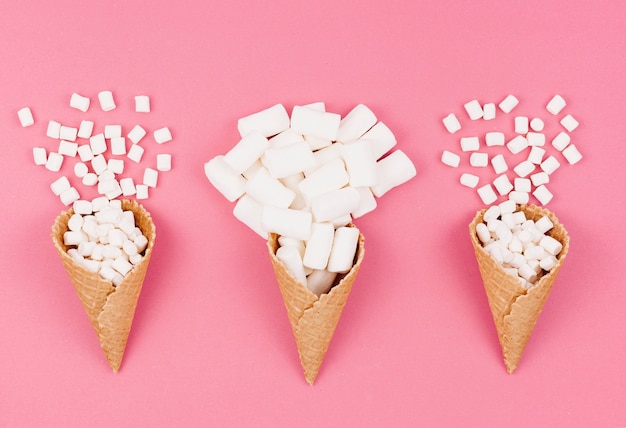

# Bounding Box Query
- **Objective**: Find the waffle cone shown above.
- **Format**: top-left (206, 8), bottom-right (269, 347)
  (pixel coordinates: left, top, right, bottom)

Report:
top-left (469, 204), bottom-right (569, 373)
top-left (267, 225), bottom-right (365, 384)
top-left (51, 199), bottom-right (156, 372)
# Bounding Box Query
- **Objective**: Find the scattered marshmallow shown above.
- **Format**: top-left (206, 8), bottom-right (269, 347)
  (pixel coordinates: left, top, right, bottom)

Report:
top-left (485, 132), bottom-right (505, 147)
top-left (74, 162), bottom-right (88, 178)
top-left (546, 95), bottom-right (566, 115)
top-left (135, 95), bottom-right (150, 113)
top-left (514, 116), bottom-right (529, 134)
top-left (45, 152), bottom-right (64, 172)
top-left (70, 93), bottom-right (90, 112)
top-left (59, 126), bottom-right (78, 142)
top-left (98, 91), bottom-right (116, 111)
top-left (143, 168), bottom-right (158, 188)
top-left (442, 113), bottom-right (461, 133)
top-left (498, 95), bottom-right (519, 113)
top-left (527, 146), bottom-right (546, 165)
top-left (47, 120), bottom-right (61, 139)
top-left (17, 107), bottom-right (34, 127)
top-left (477, 184), bottom-right (498, 205)
top-left (441, 150), bottom-right (460, 167)
top-left (526, 132), bottom-right (545, 147)
top-left (540, 156), bottom-right (560, 175)
top-left (154, 127), bottom-right (172, 144)
top-left (58, 140), bottom-right (78, 157)
top-left (77, 120), bottom-right (94, 139)
top-left (490, 154), bottom-right (508, 174)
top-left (33, 147), bottom-right (47, 165)
top-left (551, 132), bottom-right (571, 151)
top-left (507, 135), bottom-right (528, 154)
top-left (110, 137), bottom-right (127, 155)
top-left (127, 125), bottom-right (147, 144)
top-left (513, 160), bottom-right (535, 178)
top-left (483, 103), bottom-right (496, 120)
top-left (460, 173), bottom-right (479, 188)
top-left (533, 185), bottom-right (554, 205)
top-left (157, 154), bottom-right (172, 171)
top-left (127, 144), bottom-right (145, 163)
top-left (470, 152), bottom-right (488, 167)
top-left (493, 175), bottom-right (514, 196)
top-left (562, 145), bottom-right (583, 165)
top-left (560, 114), bottom-right (579, 132)
top-left (460, 136), bottom-right (480, 152)
top-left (530, 118), bottom-right (544, 132)
top-left (104, 124), bottom-right (122, 139)
top-left (464, 100), bottom-right (483, 120)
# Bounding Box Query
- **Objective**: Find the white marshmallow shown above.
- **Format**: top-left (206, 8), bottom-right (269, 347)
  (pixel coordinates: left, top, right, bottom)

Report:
top-left (464, 99), bottom-right (483, 120)
top-left (77, 145), bottom-right (94, 162)
top-left (74, 162), bottom-right (88, 178)
top-left (527, 132), bottom-right (545, 147)
top-left (518, 264), bottom-right (538, 283)
top-left (562, 144), bottom-right (583, 165)
top-left (441, 150), bottom-right (460, 168)
top-left (298, 158), bottom-right (348, 206)
top-left (77, 120), bottom-right (94, 139)
top-left (269, 129), bottom-right (305, 148)
top-left (560, 114), bottom-right (579, 132)
top-left (304, 134), bottom-right (332, 151)
top-left (233, 194), bottom-right (267, 239)
top-left (143, 168), bottom-right (158, 188)
top-left (327, 226), bottom-right (360, 273)
top-left (513, 160), bottom-right (535, 178)
top-left (535, 215), bottom-right (554, 234)
top-left (460, 136), bottom-right (480, 152)
top-left (514, 178), bottom-right (531, 193)
top-left (291, 105), bottom-right (341, 141)
top-left (514, 116), bottom-right (529, 134)
top-left (276, 245), bottom-right (307, 285)
top-left (107, 158), bottom-right (125, 175)
top-left (64, 230), bottom-right (85, 246)
top-left (530, 172), bottom-right (550, 186)
top-left (311, 187), bottom-right (360, 223)
top-left (499, 199), bottom-right (517, 216)
top-left (157, 154), bottom-right (172, 171)
top-left (110, 137), bottom-right (126, 155)
top-left (483, 103), bottom-right (496, 120)
top-left (91, 155), bottom-right (107, 175)
top-left (546, 95), bottom-right (566, 115)
top-left (308, 143), bottom-right (344, 173)
top-left (370, 150), bottom-right (416, 197)
top-left (527, 146), bottom-right (545, 165)
top-left (261, 205), bottom-right (312, 241)
top-left (351, 187), bottom-right (377, 218)
top-left (45, 152), bottom-right (64, 172)
top-left (460, 173), bottom-right (479, 188)
top-left (33, 147), bottom-right (47, 165)
top-left (470, 152), bottom-right (488, 167)
top-left (485, 132), bottom-right (505, 147)
top-left (120, 177), bottom-right (136, 196)
top-left (90, 133), bottom-right (107, 155)
top-left (540, 235), bottom-right (563, 256)
top-left (70, 93), bottom-right (90, 112)
top-left (59, 126), bottom-right (78, 142)
top-left (127, 125), bottom-right (147, 144)
top-left (540, 156), bottom-right (560, 174)
top-left (60, 187), bottom-right (80, 206)
top-left (507, 135), bottom-right (528, 154)
top-left (490, 154), bottom-right (508, 174)
top-left (493, 175), bottom-right (513, 196)
top-left (533, 184), bottom-right (554, 205)
top-left (303, 222), bottom-right (335, 270)
top-left (98, 90), bottom-right (116, 111)
top-left (476, 222), bottom-right (491, 244)
top-left (154, 127), bottom-right (172, 144)
top-left (223, 132), bottom-right (269, 174)
top-left (58, 140), bottom-right (78, 157)
top-left (508, 191), bottom-right (529, 204)
top-left (540, 255), bottom-right (558, 271)
top-left (245, 167), bottom-right (295, 208)
top-left (530, 118), bottom-right (544, 132)
top-left (136, 184), bottom-right (149, 200)
top-left (336, 104), bottom-right (377, 143)
top-left (238, 104), bottom-right (290, 138)
top-left (263, 141), bottom-right (315, 179)
top-left (342, 141), bottom-right (378, 187)
top-left (46, 120), bottom-right (61, 139)
top-left (551, 132), bottom-right (571, 151)
top-left (135, 95), bottom-right (150, 113)
top-left (442, 113), bottom-right (461, 133)
top-left (204, 156), bottom-right (247, 202)
top-left (127, 144), bottom-right (144, 163)
top-left (51, 176), bottom-right (71, 196)
top-left (82, 173), bottom-right (98, 186)
top-left (477, 184), bottom-right (498, 205)
top-left (280, 173), bottom-right (306, 210)
top-left (358, 121), bottom-right (397, 160)
top-left (306, 270), bottom-right (337, 297)
top-left (17, 107), bottom-right (34, 127)
top-left (499, 94), bottom-right (519, 113)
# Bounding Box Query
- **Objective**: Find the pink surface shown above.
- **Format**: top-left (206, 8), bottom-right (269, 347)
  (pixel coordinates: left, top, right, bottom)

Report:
top-left (1, 1), bottom-right (625, 426)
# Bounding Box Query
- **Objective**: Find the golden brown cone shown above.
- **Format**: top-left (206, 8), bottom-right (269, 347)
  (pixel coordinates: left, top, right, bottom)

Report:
top-left (51, 199), bottom-right (156, 372)
top-left (469, 204), bottom-right (569, 373)
top-left (267, 225), bottom-right (365, 384)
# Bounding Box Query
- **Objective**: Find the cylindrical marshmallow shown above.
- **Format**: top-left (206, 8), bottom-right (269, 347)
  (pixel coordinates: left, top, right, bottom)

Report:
top-left (485, 132), bottom-right (505, 147)
top-left (233, 194), bottom-right (267, 239)
top-left (508, 191), bottom-right (529, 204)
top-left (306, 269), bottom-right (337, 297)
top-left (493, 174), bottom-right (513, 196)
top-left (261, 205), bottom-right (312, 241)
top-left (527, 146), bottom-right (546, 165)
top-left (442, 113), bottom-right (461, 134)
top-left (17, 107), bottom-right (34, 127)
top-left (483, 103), bottom-right (496, 120)
top-left (204, 155), bottom-right (247, 202)
top-left (562, 145), bottom-right (583, 165)
top-left (540, 156), bottom-right (560, 174)
top-left (60, 187), bottom-right (80, 206)
top-left (127, 125), bottom-right (147, 144)
top-left (223, 131), bottom-right (270, 174)
top-left (477, 184), bottom-right (498, 205)
top-left (514, 116), bottom-right (529, 134)
top-left (245, 167), bottom-right (295, 208)
top-left (351, 186), bottom-right (377, 218)
top-left (470, 152), bottom-right (488, 167)
top-left (135, 95), bottom-right (150, 113)
top-left (98, 90), bottom-right (116, 111)
top-left (303, 222), bottom-right (335, 270)
top-left (499, 94), bottom-right (519, 113)
top-left (546, 95), bottom-right (566, 115)
top-left (514, 160), bottom-right (535, 178)
top-left (370, 150), bottom-right (416, 197)
top-left (45, 152), bottom-right (64, 172)
top-left (476, 222), bottom-right (491, 244)
top-left (78, 120), bottom-right (94, 139)
top-left (491, 154), bottom-right (508, 174)
top-left (311, 186), bottom-right (360, 223)
top-left (464, 100), bottom-right (483, 120)
top-left (70, 93), bottom-right (90, 112)
top-left (460, 136), bottom-right (480, 152)
top-left (533, 184), bottom-right (554, 205)
top-left (154, 127), bottom-right (172, 144)
top-left (560, 114), bottom-right (579, 132)
top-left (276, 245), bottom-right (308, 285)
top-left (441, 150), bottom-right (460, 168)
top-left (237, 104), bottom-right (290, 138)
top-left (540, 235), bottom-right (563, 256)
top-left (327, 226), bottom-right (360, 273)
top-left (263, 141), bottom-right (315, 178)
top-left (358, 121), bottom-right (397, 160)
top-left (527, 132), bottom-right (546, 147)
top-left (290, 105), bottom-right (341, 141)
top-left (551, 132), bottom-right (571, 151)
top-left (507, 135), bottom-right (528, 154)
top-left (336, 104), bottom-right (377, 143)
top-left (530, 118), bottom-right (544, 132)
top-left (298, 158), bottom-right (348, 205)
top-left (460, 173), bottom-right (479, 188)
top-left (342, 141), bottom-right (378, 187)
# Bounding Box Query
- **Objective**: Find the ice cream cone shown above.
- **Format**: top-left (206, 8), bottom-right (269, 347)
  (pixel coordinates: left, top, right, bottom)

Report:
top-left (267, 225), bottom-right (365, 384)
top-left (469, 204), bottom-right (569, 373)
top-left (51, 199), bottom-right (156, 372)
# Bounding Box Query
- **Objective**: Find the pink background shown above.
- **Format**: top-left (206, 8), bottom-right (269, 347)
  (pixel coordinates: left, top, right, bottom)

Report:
top-left (1, 1), bottom-right (625, 426)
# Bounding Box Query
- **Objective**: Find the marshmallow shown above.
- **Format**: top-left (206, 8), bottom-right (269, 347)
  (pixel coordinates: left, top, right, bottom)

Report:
top-left (460, 173), bottom-right (479, 188)
top-left (77, 120), bottom-right (94, 139)
top-left (546, 95), bottom-right (566, 115)
top-left (483, 103), bottom-right (496, 120)
top-left (460, 136), bottom-right (480, 152)
top-left (245, 167), bottom-right (295, 209)
top-left (533, 184), bottom-right (554, 205)
top-left (477, 184), bottom-right (498, 205)
top-left (560, 114), bottom-right (579, 132)
top-left (136, 184), bottom-right (149, 200)
top-left (127, 125), bottom-right (147, 144)
top-left (91, 154), bottom-right (107, 175)
top-left (470, 152), bottom-right (488, 167)
top-left (127, 144), bottom-right (144, 163)
top-left (60, 187), bottom-right (80, 206)
top-left (17, 107), bottom-right (34, 127)
top-left (107, 159), bottom-right (125, 175)
top-left (493, 175), bottom-right (514, 196)
top-left (526, 132), bottom-right (545, 147)
top-left (90, 133), bottom-right (107, 155)
top-left (562, 144), bottom-right (583, 165)
top-left (204, 156), bottom-right (247, 202)
top-left (336, 104), bottom-right (377, 143)
top-left (306, 270), bottom-right (337, 297)
top-left (135, 95), bottom-right (150, 113)
top-left (491, 154), bottom-right (508, 174)
top-left (77, 145), bottom-right (94, 162)
top-left (45, 152), bottom-right (64, 172)
top-left (476, 222), bottom-right (491, 244)
top-left (540, 156), bottom-right (560, 174)
top-left (279, 173), bottom-right (306, 210)
top-left (98, 90), bottom-right (116, 111)
top-left (507, 135), bottom-right (528, 154)
top-left (263, 141), bottom-right (315, 178)
top-left (157, 154), bottom-right (172, 172)
top-left (303, 222), bottom-right (335, 270)
top-left (291, 106), bottom-right (342, 141)
top-left (238, 104), bottom-right (290, 138)
top-left (508, 191), bottom-right (529, 204)
top-left (82, 173), bottom-right (98, 186)
top-left (311, 186), bottom-right (360, 223)
top-left (33, 147), bottom-right (47, 165)
top-left (535, 215), bottom-right (554, 234)
top-left (370, 150), bottom-right (416, 197)
top-left (120, 177), bottom-right (136, 196)
top-left (540, 235), bottom-right (563, 256)
top-left (485, 132), bottom-right (505, 147)
top-left (342, 141), bottom-right (378, 187)
top-left (276, 245), bottom-right (307, 285)
top-left (223, 132), bottom-right (269, 174)
top-left (464, 100), bottom-right (483, 120)
top-left (51, 176), bottom-right (71, 196)
top-left (154, 127), bottom-right (172, 144)
top-left (58, 140), bottom-right (78, 157)
top-left (442, 113), bottom-right (461, 133)
top-left (110, 137), bottom-right (126, 155)
top-left (499, 95), bottom-right (519, 113)
top-left (269, 129), bottom-right (305, 148)
top-left (514, 160), bottom-right (535, 178)
top-left (527, 146), bottom-right (546, 165)
top-left (304, 134), bottom-right (332, 151)
top-left (530, 118), bottom-right (544, 132)
top-left (514, 116), bottom-right (529, 134)
top-left (530, 172), bottom-right (550, 186)
top-left (441, 150), bottom-right (460, 168)
top-left (298, 158), bottom-right (348, 206)
top-left (351, 187), bottom-right (377, 218)
top-left (70, 93), bottom-right (90, 112)
top-left (47, 120), bottom-right (61, 139)
top-left (59, 126), bottom-right (78, 142)
top-left (551, 132), bottom-right (571, 151)
top-left (74, 162), bottom-right (88, 178)
top-left (261, 205), bottom-right (312, 241)
top-left (233, 194), bottom-right (267, 238)
top-left (514, 178), bottom-right (531, 193)
top-left (327, 226), bottom-right (360, 273)
top-left (143, 168), bottom-right (158, 188)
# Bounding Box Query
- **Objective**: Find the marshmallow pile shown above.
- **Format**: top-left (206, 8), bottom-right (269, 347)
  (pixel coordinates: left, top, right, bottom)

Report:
top-left (476, 201), bottom-right (563, 289)
top-left (19, 91), bottom-right (173, 205)
top-left (441, 94), bottom-right (583, 206)
top-left (62, 198), bottom-right (149, 286)
top-left (204, 102), bottom-right (416, 296)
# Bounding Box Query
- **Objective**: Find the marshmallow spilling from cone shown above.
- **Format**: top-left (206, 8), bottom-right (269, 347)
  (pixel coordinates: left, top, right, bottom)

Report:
top-left (205, 103), bottom-right (416, 295)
